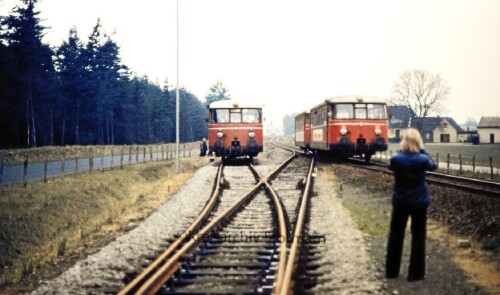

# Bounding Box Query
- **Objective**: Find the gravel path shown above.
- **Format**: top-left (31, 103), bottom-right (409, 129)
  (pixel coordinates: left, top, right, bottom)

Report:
top-left (306, 162), bottom-right (386, 294)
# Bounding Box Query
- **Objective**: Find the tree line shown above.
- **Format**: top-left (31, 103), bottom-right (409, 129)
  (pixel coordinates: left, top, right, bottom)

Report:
top-left (0, 0), bottom-right (209, 148)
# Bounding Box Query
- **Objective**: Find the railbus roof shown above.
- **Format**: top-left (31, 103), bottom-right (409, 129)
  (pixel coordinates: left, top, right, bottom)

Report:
top-left (209, 99), bottom-right (263, 109)
top-left (310, 95), bottom-right (387, 110)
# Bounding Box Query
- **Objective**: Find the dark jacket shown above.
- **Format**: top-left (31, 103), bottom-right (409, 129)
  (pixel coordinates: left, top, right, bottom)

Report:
top-left (388, 150), bottom-right (437, 206)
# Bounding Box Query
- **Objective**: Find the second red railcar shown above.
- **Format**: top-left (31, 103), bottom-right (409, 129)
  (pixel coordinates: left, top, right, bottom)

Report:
top-left (295, 95), bottom-right (388, 161)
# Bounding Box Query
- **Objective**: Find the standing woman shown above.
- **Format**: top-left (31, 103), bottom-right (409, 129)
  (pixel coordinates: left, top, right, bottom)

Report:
top-left (386, 128), bottom-right (437, 281)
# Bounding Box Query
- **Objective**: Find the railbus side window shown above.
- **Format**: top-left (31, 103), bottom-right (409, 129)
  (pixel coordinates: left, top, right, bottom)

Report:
top-left (312, 106), bottom-right (327, 126)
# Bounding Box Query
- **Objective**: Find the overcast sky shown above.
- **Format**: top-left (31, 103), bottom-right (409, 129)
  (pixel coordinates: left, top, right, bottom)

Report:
top-left (1, 0), bottom-right (499, 126)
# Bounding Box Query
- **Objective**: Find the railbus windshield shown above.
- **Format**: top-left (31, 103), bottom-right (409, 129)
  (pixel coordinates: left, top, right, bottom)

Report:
top-left (332, 103), bottom-right (387, 120)
top-left (211, 108), bottom-right (262, 124)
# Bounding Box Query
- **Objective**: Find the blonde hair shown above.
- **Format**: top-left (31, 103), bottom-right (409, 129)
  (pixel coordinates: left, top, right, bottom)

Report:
top-left (400, 128), bottom-right (424, 153)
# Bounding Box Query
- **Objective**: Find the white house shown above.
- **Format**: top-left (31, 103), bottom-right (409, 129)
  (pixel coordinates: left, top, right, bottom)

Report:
top-left (477, 116), bottom-right (500, 144)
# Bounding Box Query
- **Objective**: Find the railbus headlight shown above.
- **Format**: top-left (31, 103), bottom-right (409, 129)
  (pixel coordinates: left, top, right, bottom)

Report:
top-left (217, 132), bottom-right (224, 138)
top-left (249, 131), bottom-right (255, 138)
top-left (340, 128), bottom-right (347, 136)
top-left (375, 129), bottom-right (382, 136)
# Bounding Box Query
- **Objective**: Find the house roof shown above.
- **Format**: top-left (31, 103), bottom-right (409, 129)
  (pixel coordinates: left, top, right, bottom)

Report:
top-left (387, 106), bottom-right (414, 129)
top-left (478, 116), bottom-right (500, 128)
top-left (411, 117), bottom-right (464, 135)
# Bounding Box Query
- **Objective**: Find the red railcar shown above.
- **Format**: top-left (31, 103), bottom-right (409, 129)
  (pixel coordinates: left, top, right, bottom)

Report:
top-left (208, 100), bottom-right (264, 162)
top-left (295, 95), bottom-right (388, 161)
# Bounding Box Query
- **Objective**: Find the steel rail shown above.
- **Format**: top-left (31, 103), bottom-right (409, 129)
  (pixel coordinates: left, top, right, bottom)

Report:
top-left (280, 157), bottom-right (315, 295)
top-left (118, 164), bottom-right (225, 295)
top-left (367, 158), bottom-right (500, 188)
top-left (133, 152), bottom-right (297, 295)
top-left (249, 163), bottom-right (288, 294)
top-left (347, 160), bottom-right (500, 196)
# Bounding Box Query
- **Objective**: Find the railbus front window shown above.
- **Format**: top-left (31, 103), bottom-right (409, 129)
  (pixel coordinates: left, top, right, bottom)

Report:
top-left (334, 104), bottom-right (354, 119)
top-left (355, 104), bottom-right (367, 119)
top-left (242, 109), bottom-right (261, 123)
top-left (230, 109), bottom-right (242, 123)
top-left (367, 104), bottom-right (387, 119)
top-left (212, 109), bottom-right (229, 123)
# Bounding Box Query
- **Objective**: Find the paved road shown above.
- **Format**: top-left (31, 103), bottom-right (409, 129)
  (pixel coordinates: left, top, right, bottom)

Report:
top-left (0, 149), bottom-right (198, 185)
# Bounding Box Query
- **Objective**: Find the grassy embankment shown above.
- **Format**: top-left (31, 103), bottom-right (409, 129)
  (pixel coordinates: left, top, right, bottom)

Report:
top-left (0, 154), bottom-right (208, 288)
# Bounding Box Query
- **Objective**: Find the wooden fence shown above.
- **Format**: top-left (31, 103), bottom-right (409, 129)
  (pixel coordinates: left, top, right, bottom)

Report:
top-left (375, 151), bottom-right (498, 181)
top-left (0, 143), bottom-right (200, 187)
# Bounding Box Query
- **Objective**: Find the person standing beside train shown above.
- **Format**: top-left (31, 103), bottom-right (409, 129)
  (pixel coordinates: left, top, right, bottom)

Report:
top-left (386, 128), bottom-right (437, 281)
top-left (200, 138), bottom-right (207, 157)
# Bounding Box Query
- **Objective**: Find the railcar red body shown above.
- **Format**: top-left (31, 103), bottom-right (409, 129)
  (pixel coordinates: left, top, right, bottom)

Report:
top-left (295, 95), bottom-right (388, 161)
top-left (208, 100), bottom-right (264, 162)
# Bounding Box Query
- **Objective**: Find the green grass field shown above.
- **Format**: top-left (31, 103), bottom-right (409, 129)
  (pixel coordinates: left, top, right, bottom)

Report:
top-left (378, 143), bottom-right (500, 167)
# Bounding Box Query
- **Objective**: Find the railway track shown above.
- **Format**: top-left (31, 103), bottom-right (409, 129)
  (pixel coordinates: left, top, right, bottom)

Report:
top-left (119, 146), bottom-right (316, 294)
top-left (346, 157), bottom-right (500, 197)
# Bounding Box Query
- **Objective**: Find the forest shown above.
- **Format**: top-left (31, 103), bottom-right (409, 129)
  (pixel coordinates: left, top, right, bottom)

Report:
top-left (0, 0), bottom-right (217, 149)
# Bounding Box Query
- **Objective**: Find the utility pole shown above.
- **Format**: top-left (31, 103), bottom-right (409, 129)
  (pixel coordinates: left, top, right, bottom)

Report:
top-left (175, 0), bottom-right (180, 173)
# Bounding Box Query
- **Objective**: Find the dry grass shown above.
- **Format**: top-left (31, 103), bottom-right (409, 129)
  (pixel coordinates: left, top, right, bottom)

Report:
top-left (0, 156), bottom-right (209, 288)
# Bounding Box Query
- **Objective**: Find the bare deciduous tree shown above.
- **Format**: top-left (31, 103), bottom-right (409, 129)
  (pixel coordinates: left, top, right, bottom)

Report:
top-left (390, 69), bottom-right (449, 118)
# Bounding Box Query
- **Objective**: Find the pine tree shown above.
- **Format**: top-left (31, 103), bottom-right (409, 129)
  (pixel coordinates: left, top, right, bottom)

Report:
top-left (205, 80), bottom-right (231, 107)
top-left (55, 27), bottom-right (86, 145)
top-left (0, 0), bottom-right (57, 147)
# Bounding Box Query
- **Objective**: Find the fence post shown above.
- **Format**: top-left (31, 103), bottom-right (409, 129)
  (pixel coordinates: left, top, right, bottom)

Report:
top-left (100, 151), bottom-right (104, 172)
top-left (447, 153), bottom-right (450, 174)
top-left (89, 148), bottom-right (93, 173)
top-left (472, 155), bottom-right (475, 174)
top-left (150, 146), bottom-right (153, 161)
top-left (61, 155), bottom-right (65, 176)
top-left (136, 146), bottom-right (139, 163)
top-left (161, 145), bottom-right (164, 161)
top-left (23, 153), bottom-right (28, 187)
top-left (120, 147), bottom-right (124, 169)
top-left (0, 154), bottom-right (4, 184)
top-left (75, 154), bottom-right (79, 175)
top-left (129, 146), bottom-right (133, 165)
top-left (110, 148), bottom-right (114, 170)
top-left (43, 156), bottom-right (48, 183)
top-left (436, 153), bottom-right (439, 168)
top-left (490, 157), bottom-right (494, 180)
top-left (459, 154), bottom-right (462, 175)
